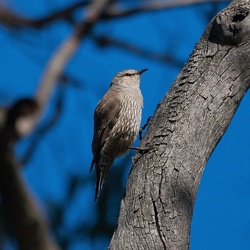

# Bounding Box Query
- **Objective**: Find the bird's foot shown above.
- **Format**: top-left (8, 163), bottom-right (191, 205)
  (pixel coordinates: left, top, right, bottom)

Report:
top-left (129, 146), bottom-right (153, 154)
top-left (139, 116), bottom-right (152, 140)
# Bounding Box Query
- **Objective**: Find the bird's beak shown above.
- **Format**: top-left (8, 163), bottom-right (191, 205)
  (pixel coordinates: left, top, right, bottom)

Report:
top-left (138, 68), bottom-right (148, 75)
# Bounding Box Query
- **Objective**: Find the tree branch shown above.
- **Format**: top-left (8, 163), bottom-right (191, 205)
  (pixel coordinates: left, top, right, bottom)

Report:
top-left (0, 0), bottom-right (228, 30)
top-left (0, 1), bottom-right (114, 249)
top-left (104, 0), bottom-right (229, 19)
top-left (0, 1), bottom-right (89, 29)
top-left (92, 34), bottom-right (184, 67)
top-left (0, 152), bottom-right (60, 250)
top-left (35, 0), bottom-right (113, 114)
top-left (21, 87), bottom-right (65, 165)
top-left (109, 0), bottom-right (250, 249)
top-left (0, 103), bottom-right (59, 250)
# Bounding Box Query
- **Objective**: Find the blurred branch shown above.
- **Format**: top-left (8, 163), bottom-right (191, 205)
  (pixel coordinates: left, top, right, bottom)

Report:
top-left (21, 86), bottom-right (65, 165)
top-left (0, 102), bottom-right (60, 250)
top-left (93, 34), bottom-right (184, 67)
top-left (0, 0), bottom-right (228, 30)
top-left (6, 0), bottom-right (114, 151)
top-left (0, 153), bottom-right (60, 250)
top-left (104, 0), bottom-right (229, 19)
top-left (0, 1), bottom-right (113, 248)
top-left (0, 1), bottom-right (89, 29)
top-left (35, 0), bottom-right (114, 114)
top-left (34, 0), bottom-right (227, 111)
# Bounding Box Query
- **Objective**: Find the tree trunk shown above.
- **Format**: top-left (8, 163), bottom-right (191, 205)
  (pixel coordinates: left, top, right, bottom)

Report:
top-left (109, 0), bottom-right (250, 249)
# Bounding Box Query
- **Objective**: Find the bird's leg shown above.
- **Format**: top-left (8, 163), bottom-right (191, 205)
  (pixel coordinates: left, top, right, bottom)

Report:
top-left (139, 116), bottom-right (152, 140)
top-left (129, 146), bottom-right (152, 154)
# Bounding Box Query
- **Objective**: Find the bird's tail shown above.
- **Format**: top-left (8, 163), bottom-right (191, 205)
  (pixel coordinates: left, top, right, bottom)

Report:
top-left (94, 164), bottom-right (111, 201)
top-left (92, 150), bottom-right (114, 201)
top-left (95, 170), bottom-right (103, 201)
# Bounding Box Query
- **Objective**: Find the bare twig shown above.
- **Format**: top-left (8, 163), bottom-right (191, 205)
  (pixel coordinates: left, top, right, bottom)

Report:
top-left (92, 34), bottom-right (184, 67)
top-left (104, 0), bottom-right (229, 19)
top-left (0, 1), bottom-right (89, 29)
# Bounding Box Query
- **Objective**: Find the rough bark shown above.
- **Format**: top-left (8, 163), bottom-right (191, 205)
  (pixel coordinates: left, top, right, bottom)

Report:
top-left (109, 1), bottom-right (250, 249)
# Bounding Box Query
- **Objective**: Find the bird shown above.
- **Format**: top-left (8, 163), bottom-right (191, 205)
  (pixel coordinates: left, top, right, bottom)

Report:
top-left (90, 68), bottom-right (148, 200)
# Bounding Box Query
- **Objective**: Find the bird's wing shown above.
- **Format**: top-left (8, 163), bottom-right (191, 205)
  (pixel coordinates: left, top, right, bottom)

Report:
top-left (90, 91), bottom-right (121, 171)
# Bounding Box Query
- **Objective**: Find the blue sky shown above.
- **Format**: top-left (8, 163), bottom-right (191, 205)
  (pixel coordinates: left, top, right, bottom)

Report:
top-left (1, 1), bottom-right (250, 250)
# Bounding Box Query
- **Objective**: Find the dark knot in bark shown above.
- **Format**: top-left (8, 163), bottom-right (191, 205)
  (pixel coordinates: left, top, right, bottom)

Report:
top-left (209, 5), bottom-right (249, 46)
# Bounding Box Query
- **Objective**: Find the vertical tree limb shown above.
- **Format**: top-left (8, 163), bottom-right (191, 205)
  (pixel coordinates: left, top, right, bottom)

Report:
top-left (0, 144), bottom-right (60, 250)
top-left (109, 0), bottom-right (250, 249)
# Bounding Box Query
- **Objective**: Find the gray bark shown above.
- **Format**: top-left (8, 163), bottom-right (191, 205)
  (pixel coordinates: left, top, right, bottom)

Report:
top-left (109, 1), bottom-right (250, 249)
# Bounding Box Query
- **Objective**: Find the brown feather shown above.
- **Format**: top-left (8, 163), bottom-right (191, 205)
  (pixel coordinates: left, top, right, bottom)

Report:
top-left (90, 90), bottom-right (121, 172)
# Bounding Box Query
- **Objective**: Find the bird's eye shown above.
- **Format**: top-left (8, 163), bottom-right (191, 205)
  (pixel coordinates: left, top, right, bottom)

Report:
top-left (125, 73), bottom-right (130, 76)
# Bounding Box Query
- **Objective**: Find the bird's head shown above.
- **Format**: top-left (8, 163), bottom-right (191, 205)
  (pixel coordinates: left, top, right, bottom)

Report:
top-left (111, 69), bottom-right (148, 89)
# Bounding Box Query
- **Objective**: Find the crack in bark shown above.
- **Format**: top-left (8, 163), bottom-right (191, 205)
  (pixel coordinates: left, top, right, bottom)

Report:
top-left (152, 200), bottom-right (167, 250)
